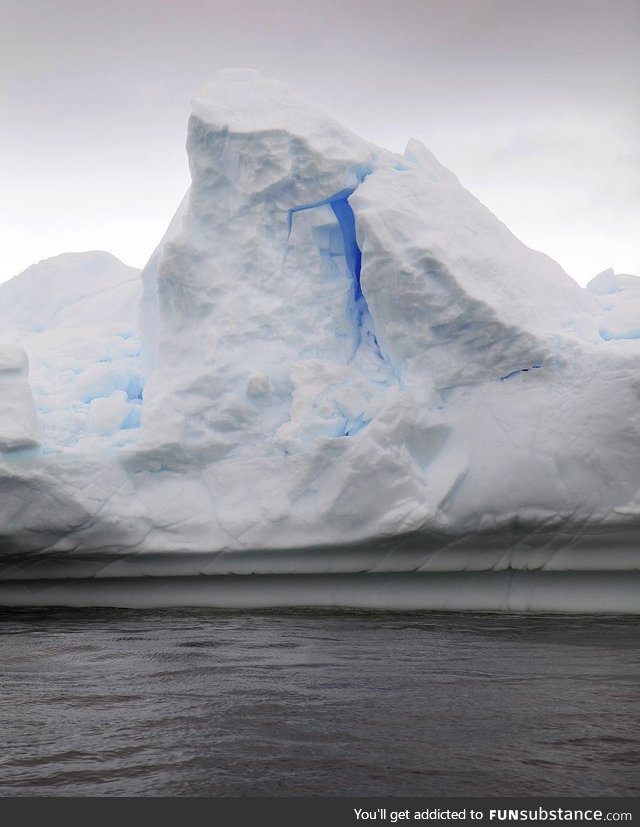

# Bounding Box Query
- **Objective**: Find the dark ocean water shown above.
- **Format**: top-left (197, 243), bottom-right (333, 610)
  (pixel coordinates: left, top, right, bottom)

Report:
top-left (0, 609), bottom-right (638, 797)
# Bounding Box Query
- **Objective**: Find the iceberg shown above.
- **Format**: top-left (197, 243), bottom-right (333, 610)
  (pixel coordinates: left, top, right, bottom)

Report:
top-left (1, 69), bottom-right (638, 612)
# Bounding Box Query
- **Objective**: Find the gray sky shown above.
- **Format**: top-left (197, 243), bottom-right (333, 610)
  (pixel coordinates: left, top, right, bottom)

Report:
top-left (1, 0), bottom-right (638, 286)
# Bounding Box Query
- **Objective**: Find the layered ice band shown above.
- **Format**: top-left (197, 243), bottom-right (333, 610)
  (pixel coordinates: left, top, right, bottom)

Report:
top-left (1, 572), bottom-right (637, 613)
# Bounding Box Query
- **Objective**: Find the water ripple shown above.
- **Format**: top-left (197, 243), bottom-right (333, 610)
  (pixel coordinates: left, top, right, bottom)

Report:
top-left (0, 609), bottom-right (638, 796)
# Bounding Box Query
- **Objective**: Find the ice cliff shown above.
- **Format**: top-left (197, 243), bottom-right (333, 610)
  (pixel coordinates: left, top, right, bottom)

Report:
top-left (0, 69), bottom-right (638, 611)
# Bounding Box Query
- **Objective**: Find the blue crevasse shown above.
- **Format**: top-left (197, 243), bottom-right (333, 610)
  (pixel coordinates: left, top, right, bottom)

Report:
top-left (500, 365), bottom-right (543, 381)
top-left (288, 187), bottom-right (386, 363)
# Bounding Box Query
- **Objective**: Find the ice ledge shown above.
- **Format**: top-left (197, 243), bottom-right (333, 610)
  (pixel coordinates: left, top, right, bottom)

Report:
top-left (1, 571), bottom-right (637, 613)
top-left (2, 528), bottom-right (638, 582)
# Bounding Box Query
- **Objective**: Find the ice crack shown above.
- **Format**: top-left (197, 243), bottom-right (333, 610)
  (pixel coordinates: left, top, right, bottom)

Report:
top-left (288, 186), bottom-right (387, 365)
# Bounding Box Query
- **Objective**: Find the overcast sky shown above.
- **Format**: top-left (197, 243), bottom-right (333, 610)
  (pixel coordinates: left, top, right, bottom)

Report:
top-left (1, 0), bottom-right (638, 286)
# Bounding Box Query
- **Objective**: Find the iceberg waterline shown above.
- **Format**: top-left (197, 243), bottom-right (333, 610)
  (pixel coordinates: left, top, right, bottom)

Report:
top-left (0, 69), bottom-right (638, 611)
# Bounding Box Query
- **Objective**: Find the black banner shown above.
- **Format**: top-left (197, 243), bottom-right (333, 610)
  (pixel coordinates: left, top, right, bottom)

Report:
top-left (0, 797), bottom-right (638, 825)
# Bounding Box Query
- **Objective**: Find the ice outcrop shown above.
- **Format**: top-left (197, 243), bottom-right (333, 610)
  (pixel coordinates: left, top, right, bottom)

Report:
top-left (0, 252), bottom-right (142, 452)
top-left (0, 69), bottom-right (638, 612)
top-left (0, 346), bottom-right (38, 451)
top-left (588, 268), bottom-right (640, 342)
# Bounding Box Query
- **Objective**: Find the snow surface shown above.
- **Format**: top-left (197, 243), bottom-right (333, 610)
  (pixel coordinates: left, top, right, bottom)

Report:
top-left (0, 69), bottom-right (638, 611)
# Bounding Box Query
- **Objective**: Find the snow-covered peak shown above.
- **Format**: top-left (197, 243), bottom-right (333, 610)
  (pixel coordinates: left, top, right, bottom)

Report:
top-left (0, 251), bottom-right (139, 332)
top-left (139, 71), bottom-right (614, 467)
top-left (403, 138), bottom-right (461, 186)
top-left (191, 68), bottom-right (372, 162)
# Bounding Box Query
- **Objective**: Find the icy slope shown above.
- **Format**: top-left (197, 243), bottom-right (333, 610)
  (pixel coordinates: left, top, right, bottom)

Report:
top-left (0, 69), bottom-right (638, 611)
